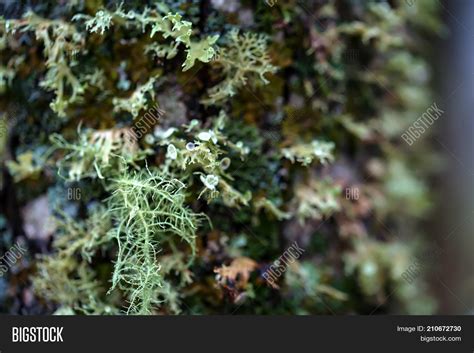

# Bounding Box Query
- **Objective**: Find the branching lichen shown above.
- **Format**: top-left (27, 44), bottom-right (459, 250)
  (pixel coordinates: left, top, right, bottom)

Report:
top-left (1, 11), bottom-right (86, 117)
top-left (51, 127), bottom-right (147, 181)
top-left (203, 29), bottom-right (277, 105)
top-left (105, 168), bottom-right (203, 314)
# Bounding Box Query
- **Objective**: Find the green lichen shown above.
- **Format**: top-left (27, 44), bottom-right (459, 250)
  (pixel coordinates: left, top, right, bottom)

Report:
top-left (105, 169), bottom-right (203, 314)
top-left (203, 29), bottom-right (277, 105)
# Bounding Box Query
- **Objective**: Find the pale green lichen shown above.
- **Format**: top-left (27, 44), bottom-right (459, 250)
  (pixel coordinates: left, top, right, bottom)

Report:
top-left (203, 29), bottom-right (277, 105)
top-left (51, 127), bottom-right (148, 181)
top-left (281, 140), bottom-right (335, 166)
top-left (155, 112), bottom-right (252, 207)
top-left (73, 4), bottom-right (219, 72)
top-left (1, 11), bottom-right (86, 117)
top-left (105, 169), bottom-right (203, 314)
top-left (292, 179), bottom-right (341, 224)
top-left (6, 151), bottom-right (42, 182)
top-left (113, 77), bottom-right (158, 118)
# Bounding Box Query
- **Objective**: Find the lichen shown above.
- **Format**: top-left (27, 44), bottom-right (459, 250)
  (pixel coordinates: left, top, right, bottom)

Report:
top-left (0, 0), bottom-right (443, 315)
